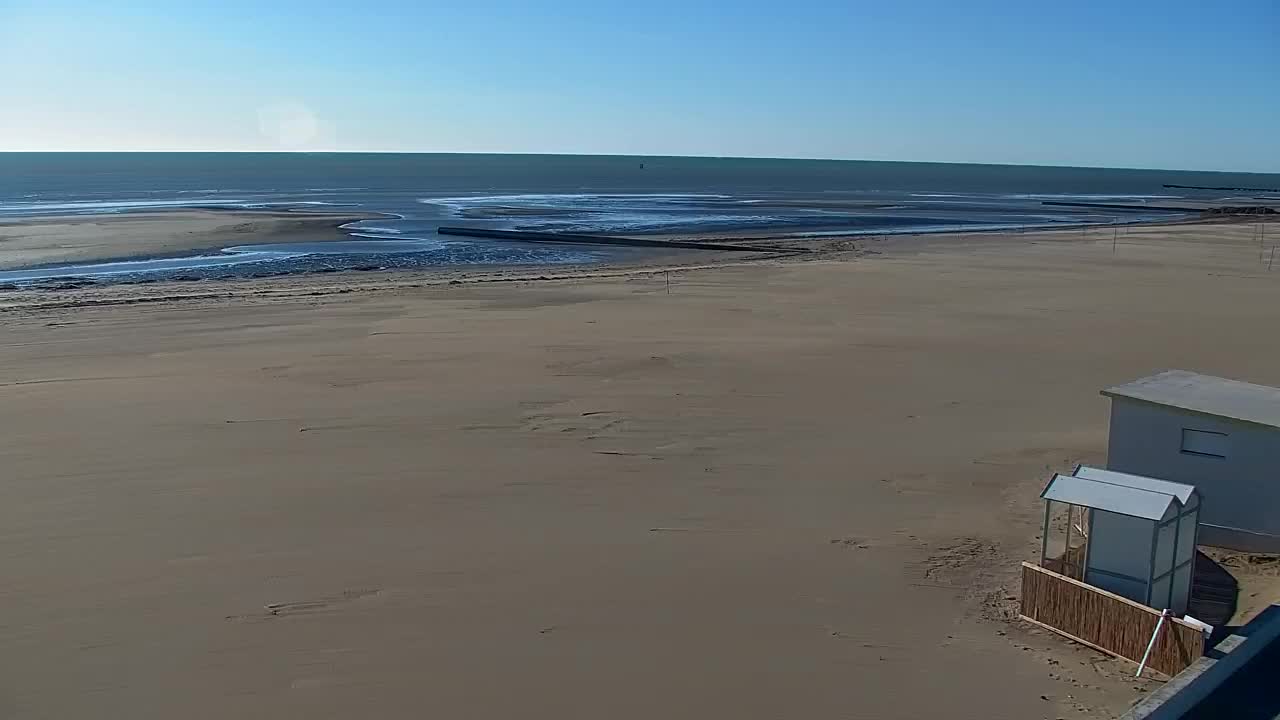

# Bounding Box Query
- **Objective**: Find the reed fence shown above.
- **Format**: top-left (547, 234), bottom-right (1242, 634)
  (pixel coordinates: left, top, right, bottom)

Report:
top-left (1020, 562), bottom-right (1204, 677)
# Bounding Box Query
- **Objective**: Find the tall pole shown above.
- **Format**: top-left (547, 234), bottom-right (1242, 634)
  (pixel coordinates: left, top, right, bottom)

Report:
top-left (1113, 227), bottom-right (1118, 254)
top-left (1137, 610), bottom-right (1171, 678)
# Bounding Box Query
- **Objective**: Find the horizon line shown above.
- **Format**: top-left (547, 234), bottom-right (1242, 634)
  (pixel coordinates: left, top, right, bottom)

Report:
top-left (0, 150), bottom-right (1276, 176)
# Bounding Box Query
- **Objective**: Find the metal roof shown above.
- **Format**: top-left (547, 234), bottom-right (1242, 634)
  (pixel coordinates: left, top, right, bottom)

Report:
top-left (1041, 466), bottom-right (1192, 521)
top-left (1073, 465), bottom-right (1199, 507)
top-left (1103, 369), bottom-right (1280, 429)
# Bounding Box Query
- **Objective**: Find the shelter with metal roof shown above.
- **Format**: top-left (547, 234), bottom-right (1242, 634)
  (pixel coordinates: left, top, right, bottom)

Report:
top-left (1040, 465), bottom-right (1200, 613)
top-left (1102, 370), bottom-right (1280, 552)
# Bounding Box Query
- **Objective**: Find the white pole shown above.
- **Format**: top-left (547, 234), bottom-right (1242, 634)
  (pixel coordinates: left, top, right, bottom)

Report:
top-left (1136, 609), bottom-right (1171, 678)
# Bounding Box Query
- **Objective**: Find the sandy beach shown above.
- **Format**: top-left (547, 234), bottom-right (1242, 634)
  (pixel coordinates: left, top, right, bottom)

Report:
top-left (1, 217), bottom-right (1278, 718)
top-left (0, 209), bottom-right (376, 270)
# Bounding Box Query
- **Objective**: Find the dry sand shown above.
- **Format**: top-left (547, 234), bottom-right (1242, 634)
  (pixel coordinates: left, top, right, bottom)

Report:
top-left (0, 209), bottom-right (376, 270)
top-left (1, 218), bottom-right (1278, 719)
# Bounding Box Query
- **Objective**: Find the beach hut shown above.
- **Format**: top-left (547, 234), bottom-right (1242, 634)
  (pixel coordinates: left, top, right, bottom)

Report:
top-left (1039, 465), bottom-right (1200, 614)
top-left (1103, 370), bottom-right (1280, 551)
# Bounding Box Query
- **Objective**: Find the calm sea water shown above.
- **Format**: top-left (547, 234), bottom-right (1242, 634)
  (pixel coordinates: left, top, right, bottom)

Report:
top-left (2, 153), bottom-right (1277, 284)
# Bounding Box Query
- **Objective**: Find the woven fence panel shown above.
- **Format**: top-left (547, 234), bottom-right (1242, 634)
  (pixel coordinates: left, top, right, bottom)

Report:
top-left (1020, 562), bottom-right (1203, 677)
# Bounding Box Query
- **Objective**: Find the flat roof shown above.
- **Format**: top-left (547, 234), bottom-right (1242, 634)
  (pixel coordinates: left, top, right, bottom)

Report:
top-left (1102, 370), bottom-right (1280, 429)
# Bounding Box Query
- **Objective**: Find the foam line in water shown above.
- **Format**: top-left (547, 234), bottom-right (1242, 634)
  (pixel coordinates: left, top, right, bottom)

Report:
top-left (419, 192), bottom-right (734, 216)
top-left (516, 212), bottom-right (787, 233)
top-left (0, 250), bottom-right (303, 283)
top-left (238, 201), bottom-right (358, 209)
top-left (0, 198), bottom-right (248, 213)
top-left (346, 226), bottom-right (402, 234)
top-left (422, 192), bottom-right (732, 204)
top-left (224, 238), bottom-right (448, 254)
top-left (339, 213), bottom-right (407, 234)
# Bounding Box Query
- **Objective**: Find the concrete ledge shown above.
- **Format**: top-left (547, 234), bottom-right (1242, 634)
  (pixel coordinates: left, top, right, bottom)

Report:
top-left (1119, 605), bottom-right (1280, 719)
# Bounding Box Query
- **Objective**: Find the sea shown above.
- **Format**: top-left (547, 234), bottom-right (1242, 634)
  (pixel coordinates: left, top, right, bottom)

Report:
top-left (2, 153), bottom-right (1278, 284)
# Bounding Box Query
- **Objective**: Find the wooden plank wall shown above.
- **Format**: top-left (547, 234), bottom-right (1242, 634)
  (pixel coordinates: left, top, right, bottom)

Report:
top-left (1020, 562), bottom-right (1204, 677)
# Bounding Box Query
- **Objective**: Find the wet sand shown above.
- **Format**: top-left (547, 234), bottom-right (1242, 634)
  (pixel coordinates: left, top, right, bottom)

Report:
top-left (0, 209), bottom-right (377, 270)
top-left (0, 219), bottom-right (1278, 718)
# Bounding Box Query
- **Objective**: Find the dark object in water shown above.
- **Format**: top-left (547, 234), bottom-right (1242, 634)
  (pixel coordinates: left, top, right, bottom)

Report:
top-left (1201, 206), bottom-right (1278, 216)
top-left (1042, 201), bottom-right (1191, 212)
top-left (1165, 183), bottom-right (1280, 193)
top-left (437, 227), bottom-right (806, 253)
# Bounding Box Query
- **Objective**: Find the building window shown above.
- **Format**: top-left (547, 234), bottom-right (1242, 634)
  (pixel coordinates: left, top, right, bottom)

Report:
top-left (1181, 429), bottom-right (1227, 458)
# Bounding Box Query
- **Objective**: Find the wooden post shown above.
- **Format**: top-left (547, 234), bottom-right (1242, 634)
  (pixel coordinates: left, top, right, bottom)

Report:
top-left (1113, 227), bottom-right (1118, 254)
top-left (1269, 246), bottom-right (1275, 272)
top-left (665, 271), bottom-right (671, 294)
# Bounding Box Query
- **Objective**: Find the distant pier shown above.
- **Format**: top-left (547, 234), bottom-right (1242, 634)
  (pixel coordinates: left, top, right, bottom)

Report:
top-left (1041, 201), bottom-right (1193, 213)
top-left (1163, 183), bottom-right (1280, 193)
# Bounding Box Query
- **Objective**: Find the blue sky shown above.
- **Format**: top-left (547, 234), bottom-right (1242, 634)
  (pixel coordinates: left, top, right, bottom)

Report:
top-left (1, 0), bottom-right (1277, 171)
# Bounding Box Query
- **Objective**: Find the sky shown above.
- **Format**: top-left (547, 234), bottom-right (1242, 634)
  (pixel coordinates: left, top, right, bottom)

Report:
top-left (1, 0), bottom-right (1277, 172)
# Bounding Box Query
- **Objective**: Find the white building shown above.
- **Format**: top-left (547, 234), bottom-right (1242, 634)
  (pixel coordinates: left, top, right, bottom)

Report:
top-left (1103, 370), bottom-right (1280, 552)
